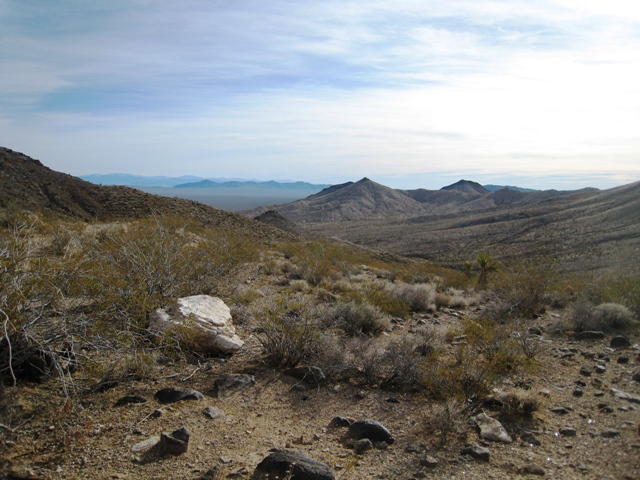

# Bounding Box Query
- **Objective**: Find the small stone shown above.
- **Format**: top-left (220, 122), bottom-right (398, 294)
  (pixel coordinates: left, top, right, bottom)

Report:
top-left (283, 366), bottom-right (326, 385)
top-left (348, 419), bottom-right (394, 444)
top-left (632, 372), bottom-right (640, 383)
top-left (254, 449), bottom-right (335, 480)
top-left (354, 391), bottom-right (366, 400)
top-left (131, 436), bottom-right (161, 453)
top-left (575, 331), bottom-right (605, 340)
top-left (405, 443), bottom-right (428, 453)
top-left (150, 409), bottom-right (163, 418)
top-left (154, 387), bottom-right (204, 404)
top-left (559, 427), bottom-right (576, 437)
top-left (572, 387), bottom-right (584, 397)
top-left (354, 438), bottom-right (373, 454)
top-left (203, 407), bottom-right (225, 420)
top-left (386, 397), bottom-right (400, 403)
top-left (600, 430), bottom-right (621, 438)
top-left (610, 336), bottom-right (631, 348)
top-left (114, 395), bottom-right (147, 406)
top-left (520, 432), bottom-right (541, 446)
top-left (328, 416), bottom-right (353, 428)
top-left (611, 388), bottom-right (640, 404)
top-left (460, 444), bottom-right (490, 461)
top-left (617, 357), bottom-right (630, 364)
top-left (160, 427), bottom-right (190, 455)
top-left (420, 455), bottom-right (439, 468)
top-left (522, 463), bottom-right (546, 476)
top-left (598, 404), bottom-right (614, 413)
top-left (594, 364), bottom-right (606, 374)
top-left (579, 367), bottom-right (592, 377)
top-left (551, 407), bottom-right (570, 415)
top-left (594, 391), bottom-right (605, 397)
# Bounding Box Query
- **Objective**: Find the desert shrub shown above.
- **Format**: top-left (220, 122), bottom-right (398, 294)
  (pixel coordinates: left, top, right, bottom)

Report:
top-left (413, 325), bottom-right (443, 356)
top-left (462, 319), bottom-right (521, 373)
top-left (362, 282), bottom-right (411, 318)
top-left (493, 261), bottom-right (558, 318)
top-left (435, 292), bottom-right (452, 310)
top-left (332, 300), bottom-right (390, 336)
top-left (387, 282), bottom-right (436, 312)
top-left (257, 309), bottom-right (320, 367)
top-left (377, 335), bottom-right (424, 390)
top-left (569, 297), bottom-right (596, 332)
top-left (513, 329), bottom-right (547, 359)
top-left (430, 399), bottom-right (469, 445)
top-left (600, 276), bottom-right (640, 316)
top-left (571, 300), bottom-right (635, 332)
top-left (590, 303), bottom-right (635, 331)
top-left (423, 351), bottom-right (493, 402)
top-left (499, 389), bottom-right (540, 417)
top-left (475, 252), bottom-right (499, 289)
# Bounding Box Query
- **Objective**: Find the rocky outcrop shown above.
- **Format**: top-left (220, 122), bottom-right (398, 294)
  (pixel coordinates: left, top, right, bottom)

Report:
top-left (148, 295), bottom-right (243, 354)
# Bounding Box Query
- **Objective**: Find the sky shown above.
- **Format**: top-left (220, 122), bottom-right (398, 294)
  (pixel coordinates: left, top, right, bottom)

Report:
top-left (1, 1), bottom-right (639, 190)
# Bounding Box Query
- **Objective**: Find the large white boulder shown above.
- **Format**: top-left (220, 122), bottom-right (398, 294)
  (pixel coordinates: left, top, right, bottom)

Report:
top-left (148, 295), bottom-right (243, 354)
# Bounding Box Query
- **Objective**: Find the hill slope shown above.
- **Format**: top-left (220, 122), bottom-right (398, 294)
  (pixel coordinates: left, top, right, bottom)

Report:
top-left (0, 147), bottom-right (297, 241)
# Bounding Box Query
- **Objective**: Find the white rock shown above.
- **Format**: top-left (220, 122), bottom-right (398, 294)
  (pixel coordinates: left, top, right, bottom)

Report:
top-left (474, 413), bottom-right (512, 443)
top-left (148, 295), bottom-right (243, 354)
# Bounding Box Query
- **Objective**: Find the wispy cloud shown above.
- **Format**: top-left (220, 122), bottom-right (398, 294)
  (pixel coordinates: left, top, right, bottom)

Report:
top-left (1, 0), bottom-right (639, 189)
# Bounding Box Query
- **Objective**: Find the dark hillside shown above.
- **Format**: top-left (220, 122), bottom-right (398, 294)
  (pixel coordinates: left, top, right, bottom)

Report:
top-left (0, 147), bottom-right (298, 241)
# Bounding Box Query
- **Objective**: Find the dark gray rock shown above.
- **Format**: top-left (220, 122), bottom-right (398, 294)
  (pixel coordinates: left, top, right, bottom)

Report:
top-left (283, 366), bottom-right (326, 385)
top-left (610, 336), bottom-right (631, 348)
top-left (600, 430), bottom-right (621, 438)
top-left (617, 356), bottom-right (630, 364)
top-left (573, 387), bottom-right (584, 397)
top-left (594, 364), bottom-right (607, 374)
top-left (195, 466), bottom-right (222, 480)
top-left (354, 438), bottom-right (373, 454)
top-left (253, 449), bottom-right (335, 480)
top-left (559, 427), bottom-right (576, 437)
top-left (550, 407), bottom-right (570, 415)
top-left (633, 371), bottom-right (640, 383)
top-left (114, 395), bottom-right (147, 406)
top-left (460, 444), bottom-right (490, 461)
top-left (522, 463), bottom-right (545, 476)
top-left (579, 367), bottom-right (592, 376)
top-left (611, 387), bottom-right (640, 404)
top-left (420, 456), bottom-right (439, 468)
top-left (328, 416), bottom-right (353, 428)
top-left (213, 374), bottom-right (256, 398)
top-left (160, 427), bottom-right (190, 455)
top-left (405, 443), bottom-right (428, 453)
top-left (154, 387), bottom-right (204, 404)
top-left (348, 419), bottom-right (394, 444)
top-left (203, 406), bottom-right (225, 420)
top-left (520, 432), bottom-right (541, 446)
top-left (575, 331), bottom-right (605, 340)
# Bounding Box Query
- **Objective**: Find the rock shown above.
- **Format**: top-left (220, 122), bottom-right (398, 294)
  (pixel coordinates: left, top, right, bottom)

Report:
top-left (131, 436), bottom-right (161, 453)
top-left (196, 466), bottom-right (222, 480)
top-left (283, 366), bottom-right (326, 385)
top-left (253, 449), bottom-right (335, 480)
top-left (213, 374), bottom-right (256, 398)
top-left (203, 407), bottom-right (225, 420)
top-left (405, 443), bottom-right (428, 453)
top-left (148, 295), bottom-right (243, 355)
top-left (160, 427), bottom-right (190, 455)
top-left (572, 387), bottom-right (584, 397)
top-left (520, 432), bottom-right (541, 446)
top-left (610, 336), bottom-right (631, 348)
top-left (611, 388), bottom-right (640, 404)
top-left (594, 364), bottom-right (606, 374)
top-left (598, 404), bottom-right (614, 413)
top-left (522, 463), bottom-right (546, 476)
top-left (114, 395), bottom-right (147, 406)
top-left (617, 357), bottom-right (630, 364)
top-left (632, 371), bottom-right (640, 383)
top-left (328, 416), bottom-right (353, 428)
top-left (559, 427), bottom-right (576, 437)
top-left (154, 386), bottom-right (204, 404)
top-left (579, 367), bottom-right (592, 376)
top-left (151, 409), bottom-right (163, 418)
top-left (474, 413), bottom-right (512, 443)
top-left (354, 438), bottom-right (373, 454)
top-left (386, 397), bottom-right (400, 403)
top-left (600, 430), bottom-right (621, 438)
top-left (574, 331), bottom-right (605, 340)
top-left (460, 444), bottom-right (490, 461)
top-left (550, 407), bottom-right (570, 415)
top-left (420, 456), bottom-right (439, 468)
top-left (348, 419), bottom-right (394, 444)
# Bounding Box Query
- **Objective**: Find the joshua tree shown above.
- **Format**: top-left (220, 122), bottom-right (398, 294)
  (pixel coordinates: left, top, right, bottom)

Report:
top-left (476, 252), bottom-right (499, 289)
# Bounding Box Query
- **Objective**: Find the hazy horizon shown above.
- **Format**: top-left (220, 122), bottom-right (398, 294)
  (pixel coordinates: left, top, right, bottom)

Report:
top-left (2, 2), bottom-right (639, 191)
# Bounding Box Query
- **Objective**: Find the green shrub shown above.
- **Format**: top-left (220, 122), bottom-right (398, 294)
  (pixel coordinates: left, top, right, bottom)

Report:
top-left (388, 283), bottom-right (436, 312)
top-left (430, 399), bottom-right (469, 445)
top-left (590, 303), bottom-right (635, 331)
top-left (499, 389), bottom-right (540, 417)
top-left (258, 309), bottom-right (320, 367)
top-left (333, 300), bottom-right (390, 336)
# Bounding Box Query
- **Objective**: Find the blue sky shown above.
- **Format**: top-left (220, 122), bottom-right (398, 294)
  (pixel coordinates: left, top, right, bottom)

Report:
top-left (1, 0), bottom-right (639, 190)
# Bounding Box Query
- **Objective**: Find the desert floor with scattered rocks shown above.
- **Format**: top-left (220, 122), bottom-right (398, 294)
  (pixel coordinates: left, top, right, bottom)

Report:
top-left (2, 305), bottom-right (639, 480)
